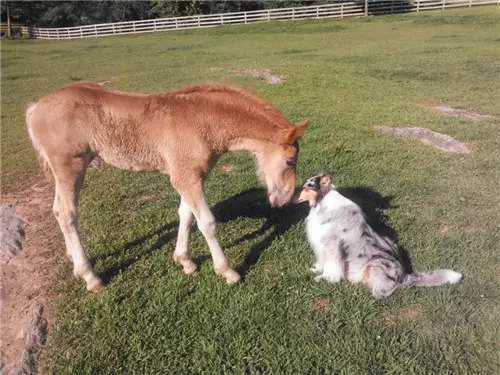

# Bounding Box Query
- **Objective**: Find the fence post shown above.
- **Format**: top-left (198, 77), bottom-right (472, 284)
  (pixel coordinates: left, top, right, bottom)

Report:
top-left (267, 10), bottom-right (270, 22)
top-left (221, 14), bottom-right (224, 25)
top-left (175, 18), bottom-right (178, 29)
top-left (244, 12), bottom-right (247, 24)
top-left (417, 0), bottom-right (420, 12)
top-left (94, 25), bottom-right (97, 36)
top-left (133, 22), bottom-right (136, 33)
top-left (341, 3), bottom-right (344, 18)
top-left (442, 0), bottom-right (446, 10)
top-left (292, 8), bottom-right (295, 20)
top-left (198, 16), bottom-right (200, 27)
top-left (365, 0), bottom-right (368, 16)
top-left (316, 6), bottom-right (319, 18)
top-left (56, 28), bottom-right (60, 40)
top-left (154, 20), bottom-right (157, 31)
top-left (80, 27), bottom-right (83, 38)
top-left (391, 0), bottom-right (394, 14)
top-left (469, 0), bottom-right (472, 6)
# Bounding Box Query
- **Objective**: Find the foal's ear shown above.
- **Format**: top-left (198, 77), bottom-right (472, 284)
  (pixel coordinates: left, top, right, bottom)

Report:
top-left (283, 119), bottom-right (309, 144)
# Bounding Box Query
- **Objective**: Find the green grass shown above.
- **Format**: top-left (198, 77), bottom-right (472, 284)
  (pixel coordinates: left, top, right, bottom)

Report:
top-left (2, 6), bottom-right (500, 374)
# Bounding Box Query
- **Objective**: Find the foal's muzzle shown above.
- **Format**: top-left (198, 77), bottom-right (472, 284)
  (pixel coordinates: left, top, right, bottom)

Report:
top-left (269, 189), bottom-right (293, 208)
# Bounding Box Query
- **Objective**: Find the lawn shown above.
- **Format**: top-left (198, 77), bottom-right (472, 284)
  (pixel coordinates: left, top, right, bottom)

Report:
top-left (2, 6), bottom-right (500, 374)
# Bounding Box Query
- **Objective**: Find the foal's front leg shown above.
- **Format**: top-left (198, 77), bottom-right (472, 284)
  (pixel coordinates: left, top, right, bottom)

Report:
top-left (172, 197), bottom-right (197, 275)
top-left (172, 177), bottom-right (241, 285)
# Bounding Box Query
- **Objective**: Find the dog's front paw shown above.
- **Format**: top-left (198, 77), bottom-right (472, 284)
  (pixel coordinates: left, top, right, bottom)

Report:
top-left (314, 273), bottom-right (342, 284)
top-left (310, 266), bottom-right (323, 274)
top-left (313, 275), bottom-right (325, 282)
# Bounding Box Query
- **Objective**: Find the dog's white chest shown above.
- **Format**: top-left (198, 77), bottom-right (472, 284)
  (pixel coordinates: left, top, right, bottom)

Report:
top-left (306, 211), bottom-right (329, 250)
top-left (305, 191), bottom-right (357, 250)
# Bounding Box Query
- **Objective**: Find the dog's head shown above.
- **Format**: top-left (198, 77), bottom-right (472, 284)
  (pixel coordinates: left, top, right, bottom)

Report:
top-left (297, 172), bottom-right (335, 207)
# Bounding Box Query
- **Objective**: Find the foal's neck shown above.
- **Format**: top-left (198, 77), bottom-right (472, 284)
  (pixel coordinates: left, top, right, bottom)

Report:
top-left (227, 137), bottom-right (274, 153)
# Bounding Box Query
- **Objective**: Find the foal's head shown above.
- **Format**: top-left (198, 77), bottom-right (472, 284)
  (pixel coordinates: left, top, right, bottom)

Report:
top-left (256, 119), bottom-right (309, 208)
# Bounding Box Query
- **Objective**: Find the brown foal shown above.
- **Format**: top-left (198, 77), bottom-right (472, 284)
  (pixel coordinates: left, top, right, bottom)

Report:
top-left (27, 82), bottom-right (308, 292)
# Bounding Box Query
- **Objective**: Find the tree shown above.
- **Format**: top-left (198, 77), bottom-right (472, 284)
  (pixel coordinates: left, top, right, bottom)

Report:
top-left (0, 0), bottom-right (339, 29)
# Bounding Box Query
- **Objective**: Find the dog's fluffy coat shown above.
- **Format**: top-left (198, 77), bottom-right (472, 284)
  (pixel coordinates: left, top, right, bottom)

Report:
top-left (299, 173), bottom-right (462, 298)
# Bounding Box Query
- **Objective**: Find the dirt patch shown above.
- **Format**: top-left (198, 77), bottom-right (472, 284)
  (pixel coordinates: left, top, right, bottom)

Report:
top-left (219, 164), bottom-right (237, 176)
top-left (374, 125), bottom-right (471, 154)
top-left (438, 222), bottom-right (451, 233)
top-left (311, 298), bottom-right (330, 309)
top-left (1, 180), bottom-right (59, 374)
top-left (136, 194), bottom-right (156, 202)
top-left (383, 305), bottom-right (423, 327)
top-left (425, 104), bottom-right (495, 121)
top-left (210, 67), bottom-right (285, 84)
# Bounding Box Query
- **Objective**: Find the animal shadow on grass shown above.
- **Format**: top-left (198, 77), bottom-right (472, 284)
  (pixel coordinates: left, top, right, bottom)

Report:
top-left (98, 186), bottom-right (409, 285)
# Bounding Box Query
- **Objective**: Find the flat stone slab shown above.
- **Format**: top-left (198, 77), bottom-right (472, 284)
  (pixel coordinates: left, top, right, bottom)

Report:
top-left (210, 67), bottom-right (285, 84)
top-left (429, 105), bottom-right (495, 121)
top-left (374, 126), bottom-right (471, 154)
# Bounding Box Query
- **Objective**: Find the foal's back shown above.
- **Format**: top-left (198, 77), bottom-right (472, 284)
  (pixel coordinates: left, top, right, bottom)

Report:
top-left (29, 82), bottom-right (293, 174)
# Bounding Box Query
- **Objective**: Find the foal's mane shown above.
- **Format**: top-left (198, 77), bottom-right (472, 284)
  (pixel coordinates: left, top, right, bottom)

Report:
top-left (168, 84), bottom-right (293, 130)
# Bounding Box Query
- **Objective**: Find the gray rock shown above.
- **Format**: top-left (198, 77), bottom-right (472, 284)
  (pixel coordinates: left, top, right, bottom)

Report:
top-left (0, 205), bottom-right (25, 260)
top-left (374, 126), bottom-right (471, 154)
top-left (430, 106), bottom-right (495, 121)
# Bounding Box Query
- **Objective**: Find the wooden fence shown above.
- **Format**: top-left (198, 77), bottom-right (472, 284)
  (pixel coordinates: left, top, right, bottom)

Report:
top-left (4, 0), bottom-right (499, 40)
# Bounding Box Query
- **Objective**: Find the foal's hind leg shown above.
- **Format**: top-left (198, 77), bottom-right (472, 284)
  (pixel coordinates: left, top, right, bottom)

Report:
top-left (51, 156), bottom-right (103, 293)
top-left (171, 175), bottom-right (240, 285)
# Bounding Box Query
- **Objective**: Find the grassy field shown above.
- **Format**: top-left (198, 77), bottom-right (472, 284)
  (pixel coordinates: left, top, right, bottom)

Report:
top-left (2, 6), bottom-right (500, 374)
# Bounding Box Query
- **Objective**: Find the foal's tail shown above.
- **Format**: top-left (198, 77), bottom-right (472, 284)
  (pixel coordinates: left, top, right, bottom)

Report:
top-left (26, 102), bottom-right (53, 181)
top-left (403, 269), bottom-right (462, 288)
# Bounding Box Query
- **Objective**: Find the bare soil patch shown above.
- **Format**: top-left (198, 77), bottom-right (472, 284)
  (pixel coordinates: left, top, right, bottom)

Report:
top-left (383, 305), bottom-right (423, 327)
top-left (1, 180), bottom-right (59, 374)
top-left (135, 194), bottom-right (157, 202)
top-left (438, 222), bottom-right (452, 233)
top-left (219, 164), bottom-right (237, 176)
top-left (374, 125), bottom-right (471, 154)
top-left (425, 104), bottom-right (495, 121)
top-left (311, 298), bottom-right (331, 309)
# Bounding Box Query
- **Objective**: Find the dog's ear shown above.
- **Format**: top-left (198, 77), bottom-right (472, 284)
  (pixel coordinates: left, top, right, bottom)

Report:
top-left (319, 173), bottom-right (332, 195)
top-left (319, 173), bottom-right (331, 187)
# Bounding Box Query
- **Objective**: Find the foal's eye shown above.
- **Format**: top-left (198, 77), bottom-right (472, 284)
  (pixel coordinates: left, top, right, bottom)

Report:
top-left (286, 160), bottom-right (296, 167)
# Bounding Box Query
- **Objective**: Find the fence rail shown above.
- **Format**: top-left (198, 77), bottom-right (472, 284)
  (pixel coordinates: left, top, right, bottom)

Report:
top-left (3, 0), bottom-right (499, 40)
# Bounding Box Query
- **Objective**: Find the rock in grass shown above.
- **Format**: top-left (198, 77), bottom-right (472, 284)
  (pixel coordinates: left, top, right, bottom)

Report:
top-left (429, 105), bottom-right (495, 121)
top-left (374, 126), bottom-right (471, 154)
top-left (0, 205), bottom-right (25, 260)
top-left (12, 303), bottom-right (48, 375)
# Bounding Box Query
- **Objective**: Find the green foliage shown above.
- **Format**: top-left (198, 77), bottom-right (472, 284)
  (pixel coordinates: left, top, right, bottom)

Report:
top-left (2, 6), bottom-right (500, 374)
top-left (1, 0), bottom-right (340, 27)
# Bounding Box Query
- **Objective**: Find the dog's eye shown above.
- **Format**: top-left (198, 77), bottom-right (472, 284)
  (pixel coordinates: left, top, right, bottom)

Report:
top-left (286, 160), bottom-right (296, 167)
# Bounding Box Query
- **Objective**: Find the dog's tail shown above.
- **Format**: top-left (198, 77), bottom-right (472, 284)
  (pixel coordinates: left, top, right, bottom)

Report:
top-left (403, 269), bottom-right (462, 288)
top-left (26, 102), bottom-right (53, 181)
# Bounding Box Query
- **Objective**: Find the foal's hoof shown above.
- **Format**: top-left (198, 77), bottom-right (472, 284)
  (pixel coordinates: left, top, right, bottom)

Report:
top-left (223, 269), bottom-right (241, 285)
top-left (183, 261), bottom-right (198, 275)
top-left (173, 254), bottom-right (198, 275)
top-left (87, 277), bottom-right (104, 293)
